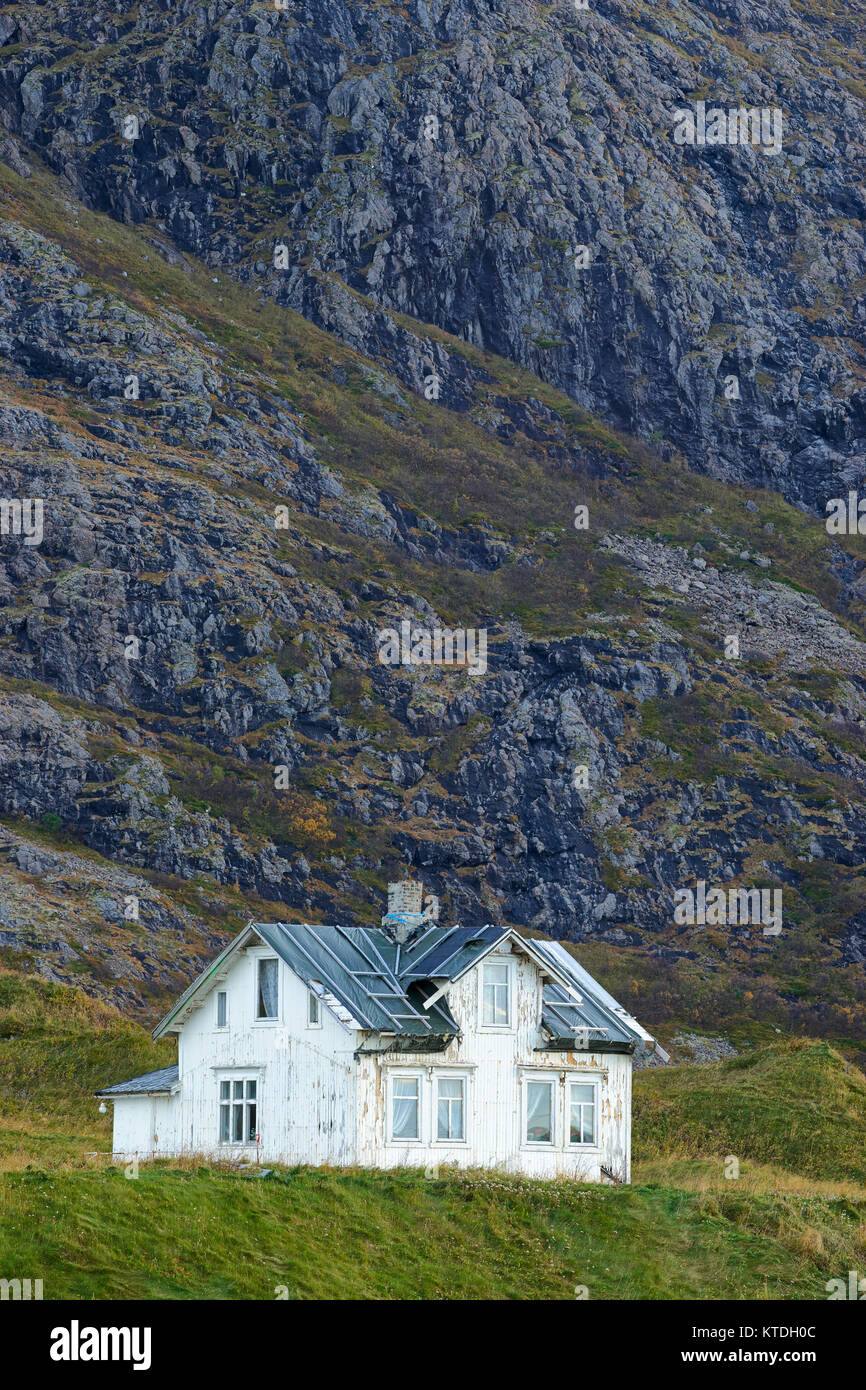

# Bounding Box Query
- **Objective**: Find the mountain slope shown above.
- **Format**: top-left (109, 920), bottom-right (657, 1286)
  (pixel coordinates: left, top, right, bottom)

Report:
top-left (0, 109), bottom-right (863, 1049)
top-left (0, 0), bottom-right (863, 506)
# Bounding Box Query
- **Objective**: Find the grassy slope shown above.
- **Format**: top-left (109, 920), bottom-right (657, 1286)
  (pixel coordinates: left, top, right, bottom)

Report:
top-left (0, 970), bottom-right (174, 1167)
top-left (0, 972), bottom-right (863, 1299)
top-left (634, 1040), bottom-right (866, 1183)
top-left (2, 1165), bottom-right (863, 1301)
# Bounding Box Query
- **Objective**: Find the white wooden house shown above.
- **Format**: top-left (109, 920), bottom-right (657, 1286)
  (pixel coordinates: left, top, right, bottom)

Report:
top-left (97, 881), bottom-right (665, 1181)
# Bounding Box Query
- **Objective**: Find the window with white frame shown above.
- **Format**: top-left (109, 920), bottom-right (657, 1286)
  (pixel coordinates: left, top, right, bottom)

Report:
top-left (391, 1075), bottom-right (420, 1141)
top-left (525, 1078), bottom-right (555, 1144)
top-left (307, 985), bottom-right (321, 1027)
top-left (435, 1075), bottom-right (465, 1142)
top-left (568, 1082), bottom-right (597, 1146)
top-left (255, 958), bottom-right (278, 1019)
top-left (219, 1077), bottom-right (257, 1143)
top-left (481, 960), bottom-right (510, 1027)
top-left (216, 990), bottom-right (227, 1029)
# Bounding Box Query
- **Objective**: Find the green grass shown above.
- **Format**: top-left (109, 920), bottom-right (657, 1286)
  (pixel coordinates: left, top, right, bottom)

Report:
top-left (634, 1040), bottom-right (866, 1182)
top-left (0, 969), bottom-right (174, 1166)
top-left (1, 1163), bottom-right (863, 1300)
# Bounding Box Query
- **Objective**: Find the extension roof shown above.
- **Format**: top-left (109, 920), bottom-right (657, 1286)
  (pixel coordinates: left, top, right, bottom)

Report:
top-left (95, 1065), bottom-right (179, 1097)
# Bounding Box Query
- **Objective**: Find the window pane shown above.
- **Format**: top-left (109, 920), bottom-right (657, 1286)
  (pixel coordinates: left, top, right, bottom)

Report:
top-left (308, 991), bottom-right (319, 1024)
top-left (257, 958), bottom-right (278, 1018)
top-left (220, 1081), bottom-right (230, 1101)
top-left (392, 1077), bottom-right (419, 1139)
top-left (219, 1106), bottom-right (230, 1142)
top-left (526, 1082), bottom-right (552, 1143)
top-left (451, 1097), bottom-right (464, 1140)
top-left (437, 1078), bottom-right (464, 1140)
top-left (247, 1105), bottom-right (257, 1142)
top-left (217, 991), bottom-right (227, 1027)
top-left (570, 1085), bottom-right (596, 1144)
top-left (233, 1081), bottom-right (243, 1100)
top-left (483, 964), bottom-right (509, 1025)
top-left (493, 985), bottom-right (508, 1025)
top-left (246, 1080), bottom-right (256, 1100)
top-left (232, 1103), bottom-right (243, 1142)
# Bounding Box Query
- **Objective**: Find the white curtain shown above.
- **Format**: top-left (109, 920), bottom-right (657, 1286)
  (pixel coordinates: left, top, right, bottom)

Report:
top-left (258, 959), bottom-right (278, 1018)
top-left (437, 1079), bottom-right (464, 1140)
top-left (526, 1082), bottom-right (552, 1141)
top-left (392, 1080), bottom-right (418, 1139)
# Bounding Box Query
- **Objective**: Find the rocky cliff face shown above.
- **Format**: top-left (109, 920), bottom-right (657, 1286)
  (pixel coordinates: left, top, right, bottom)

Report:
top-left (0, 5), bottom-right (864, 1048)
top-left (1, 0), bottom-right (864, 509)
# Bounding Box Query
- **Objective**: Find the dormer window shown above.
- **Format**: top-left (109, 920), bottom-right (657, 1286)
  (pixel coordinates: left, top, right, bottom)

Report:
top-left (256, 958), bottom-right (278, 1020)
top-left (481, 961), bottom-right (511, 1028)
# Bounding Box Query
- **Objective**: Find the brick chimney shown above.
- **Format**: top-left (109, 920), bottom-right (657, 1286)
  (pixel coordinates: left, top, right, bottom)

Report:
top-left (381, 878), bottom-right (439, 943)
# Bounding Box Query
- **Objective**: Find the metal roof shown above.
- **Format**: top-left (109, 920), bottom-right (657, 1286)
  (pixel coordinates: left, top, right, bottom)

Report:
top-left (541, 982), bottom-right (627, 1048)
top-left (530, 939), bottom-right (658, 1048)
top-left (399, 924), bottom-right (507, 980)
top-left (96, 1065), bottom-right (179, 1097)
top-left (254, 922), bottom-right (460, 1039)
top-left (151, 919), bottom-right (658, 1056)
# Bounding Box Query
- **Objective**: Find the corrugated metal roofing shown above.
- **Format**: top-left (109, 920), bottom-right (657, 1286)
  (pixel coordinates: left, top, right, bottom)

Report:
top-left (96, 1065), bottom-right (179, 1096)
top-left (541, 982), bottom-right (626, 1047)
top-left (532, 939), bottom-right (656, 1047)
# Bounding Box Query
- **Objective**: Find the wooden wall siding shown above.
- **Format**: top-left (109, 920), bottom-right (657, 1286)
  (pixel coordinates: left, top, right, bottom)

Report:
top-left (113, 944), bottom-right (356, 1165)
top-left (355, 943), bottom-right (632, 1181)
top-left (111, 937), bottom-right (633, 1181)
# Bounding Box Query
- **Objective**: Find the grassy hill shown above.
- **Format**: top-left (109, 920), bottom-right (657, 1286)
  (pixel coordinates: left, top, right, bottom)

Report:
top-left (0, 969), bottom-right (173, 1168)
top-left (634, 1040), bottom-right (866, 1185)
top-left (0, 971), bottom-right (863, 1299)
top-left (2, 1163), bottom-right (863, 1301)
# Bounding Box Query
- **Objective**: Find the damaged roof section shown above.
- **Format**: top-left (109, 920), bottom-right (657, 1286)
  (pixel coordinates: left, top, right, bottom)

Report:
top-left (531, 939), bottom-right (665, 1055)
top-left (254, 922), bottom-right (461, 1041)
top-left (398, 924), bottom-right (507, 981)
